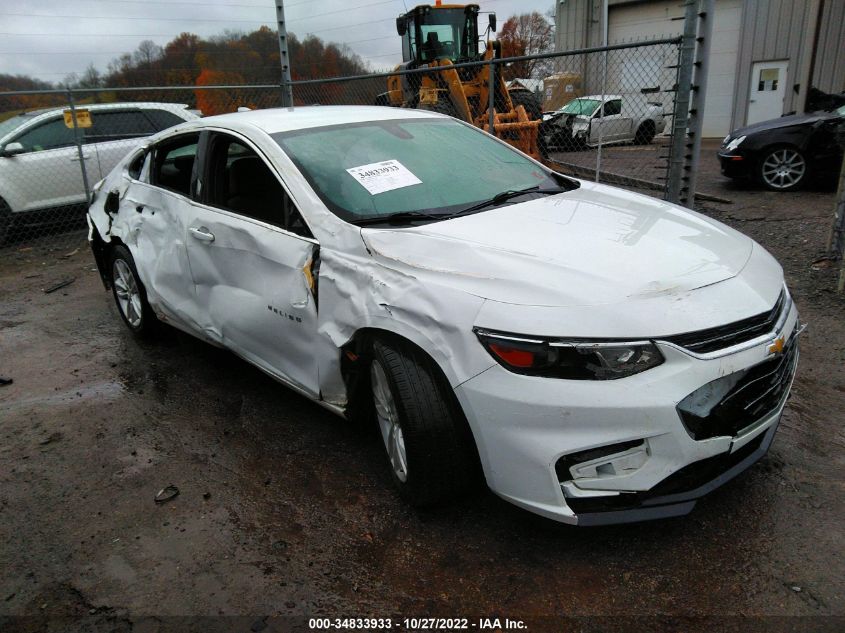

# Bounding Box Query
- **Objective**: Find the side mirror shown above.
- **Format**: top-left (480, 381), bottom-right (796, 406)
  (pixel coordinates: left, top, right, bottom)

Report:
top-left (489, 13), bottom-right (497, 32)
top-left (2, 142), bottom-right (24, 157)
top-left (396, 18), bottom-right (407, 36)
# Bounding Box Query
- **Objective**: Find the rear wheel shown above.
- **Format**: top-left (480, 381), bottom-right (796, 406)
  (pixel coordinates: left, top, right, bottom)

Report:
top-left (110, 245), bottom-right (158, 337)
top-left (370, 337), bottom-right (479, 506)
top-left (0, 198), bottom-right (12, 245)
top-left (758, 146), bottom-right (808, 191)
top-left (634, 120), bottom-right (656, 145)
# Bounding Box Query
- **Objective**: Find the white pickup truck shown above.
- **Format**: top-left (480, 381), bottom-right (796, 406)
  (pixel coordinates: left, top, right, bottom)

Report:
top-left (539, 94), bottom-right (666, 151)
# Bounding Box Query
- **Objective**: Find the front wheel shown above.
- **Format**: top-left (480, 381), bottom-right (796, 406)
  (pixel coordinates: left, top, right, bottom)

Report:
top-left (758, 146), bottom-right (808, 191)
top-left (110, 245), bottom-right (158, 337)
top-left (369, 338), bottom-right (479, 506)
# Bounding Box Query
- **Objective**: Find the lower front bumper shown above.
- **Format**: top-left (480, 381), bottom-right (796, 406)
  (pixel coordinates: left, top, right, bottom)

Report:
top-left (718, 152), bottom-right (752, 179)
top-left (572, 421), bottom-right (777, 525)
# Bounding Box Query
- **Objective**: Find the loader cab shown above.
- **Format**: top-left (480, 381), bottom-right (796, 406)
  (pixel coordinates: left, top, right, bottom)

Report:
top-left (396, 4), bottom-right (488, 66)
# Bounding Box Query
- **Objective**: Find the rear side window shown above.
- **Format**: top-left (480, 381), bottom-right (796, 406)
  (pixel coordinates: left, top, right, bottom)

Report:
top-left (145, 109), bottom-right (187, 131)
top-left (128, 151), bottom-right (147, 180)
top-left (602, 99), bottom-right (622, 116)
top-left (152, 134), bottom-right (199, 197)
top-left (14, 117), bottom-right (77, 152)
top-left (205, 133), bottom-right (312, 238)
top-left (85, 110), bottom-right (156, 143)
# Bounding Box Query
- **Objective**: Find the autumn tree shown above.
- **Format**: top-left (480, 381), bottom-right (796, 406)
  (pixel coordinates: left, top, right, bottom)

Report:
top-left (498, 12), bottom-right (554, 80)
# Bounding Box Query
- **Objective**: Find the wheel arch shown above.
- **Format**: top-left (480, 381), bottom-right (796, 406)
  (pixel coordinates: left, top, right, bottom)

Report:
top-left (340, 324), bottom-right (484, 483)
top-left (88, 217), bottom-right (128, 290)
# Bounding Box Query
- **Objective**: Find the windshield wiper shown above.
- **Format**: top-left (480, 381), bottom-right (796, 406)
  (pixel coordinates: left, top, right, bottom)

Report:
top-left (351, 210), bottom-right (447, 226)
top-left (453, 185), bottom-right (570, 216)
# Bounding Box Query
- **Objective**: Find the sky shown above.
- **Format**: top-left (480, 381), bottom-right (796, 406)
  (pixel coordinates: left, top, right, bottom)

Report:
top-left (0, 0), bottom-right (557, 83)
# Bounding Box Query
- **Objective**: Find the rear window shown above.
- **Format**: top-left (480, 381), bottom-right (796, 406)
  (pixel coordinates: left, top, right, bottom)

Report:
top-left (145, 109), bottom-right (187, 131)
top-left (273, 118), bottom-right (556, 222)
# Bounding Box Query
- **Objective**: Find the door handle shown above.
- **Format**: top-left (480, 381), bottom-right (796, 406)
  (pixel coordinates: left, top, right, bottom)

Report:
top-left (189, 226), bottom-right (215, 242)
top-left (69, 154), bottom-right (91, 161)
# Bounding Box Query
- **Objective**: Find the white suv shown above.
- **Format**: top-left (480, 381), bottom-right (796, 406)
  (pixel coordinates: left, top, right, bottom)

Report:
top-left (0, 102), bottom-right (198, 241)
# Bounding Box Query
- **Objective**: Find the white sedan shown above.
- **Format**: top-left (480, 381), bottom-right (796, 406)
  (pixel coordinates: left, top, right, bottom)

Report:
top-left (87, 106), bottom-right (801, 525)
top-left (540, 95), bottom-right (666, 150)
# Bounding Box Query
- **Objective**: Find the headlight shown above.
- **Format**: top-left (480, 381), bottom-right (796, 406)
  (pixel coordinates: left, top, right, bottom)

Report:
top-left (474, 329), bottom-right (664, 380)
top-left (725, 135), bottom-right (746, 151)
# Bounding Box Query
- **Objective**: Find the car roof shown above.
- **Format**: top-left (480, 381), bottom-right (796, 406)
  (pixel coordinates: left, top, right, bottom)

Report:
top-left (197, 105), bottom-right (446, 135)
top-left (578, 95), bottom-right (623, 101)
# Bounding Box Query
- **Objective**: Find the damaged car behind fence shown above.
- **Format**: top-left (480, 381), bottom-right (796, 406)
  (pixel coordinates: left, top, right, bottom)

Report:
top-left (87, 106), bottom-right (802, 526)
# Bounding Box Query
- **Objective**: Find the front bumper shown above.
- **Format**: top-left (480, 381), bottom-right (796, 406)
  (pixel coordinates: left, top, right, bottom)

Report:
top-left (718, 150), bottom-right (753, 179)
top-left (454, 302), bottom-right (800, 526)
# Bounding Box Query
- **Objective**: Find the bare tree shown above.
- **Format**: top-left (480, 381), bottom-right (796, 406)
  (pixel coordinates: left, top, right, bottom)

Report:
top-left (133, 40), bottom-right (163, 68)
top-left (498, 12), bottom-right (554, 80)
top-left (78, 63), bottom-right (102, 89)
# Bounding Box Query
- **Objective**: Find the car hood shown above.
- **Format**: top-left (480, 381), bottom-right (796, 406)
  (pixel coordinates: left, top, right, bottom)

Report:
top-left (729, 111), bottom-right (839, 137)
top-left (361, 182), bottom-right (754, 308)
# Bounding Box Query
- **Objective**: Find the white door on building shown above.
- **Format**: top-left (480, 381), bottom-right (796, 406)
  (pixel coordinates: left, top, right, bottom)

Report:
top-left (747, 60), bottom-right (788, 125)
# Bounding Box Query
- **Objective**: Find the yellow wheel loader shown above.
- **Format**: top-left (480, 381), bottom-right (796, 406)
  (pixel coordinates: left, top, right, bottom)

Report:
top-left (375, 3), bottom-right (543, 159)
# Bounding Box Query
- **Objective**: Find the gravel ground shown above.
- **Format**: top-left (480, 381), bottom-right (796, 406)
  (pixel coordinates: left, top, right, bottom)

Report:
top-left (1, 142), bottom-right (843, 632)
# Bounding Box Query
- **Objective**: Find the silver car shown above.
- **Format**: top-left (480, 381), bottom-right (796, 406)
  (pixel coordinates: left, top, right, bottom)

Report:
top-left (0, 102), bottom-right (197, 241)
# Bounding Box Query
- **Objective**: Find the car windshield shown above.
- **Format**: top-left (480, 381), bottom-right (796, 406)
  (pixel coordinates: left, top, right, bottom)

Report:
top-left (560, 99), bottom-right (601, 116)
top-left (273, 118), bottom-right (566, 223)
top-left (0, 114), bottom-right (32, 140)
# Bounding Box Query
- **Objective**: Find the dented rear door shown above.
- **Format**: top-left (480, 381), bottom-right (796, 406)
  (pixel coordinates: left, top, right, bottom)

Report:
top-left (183, 205), bottom-right (320, 398)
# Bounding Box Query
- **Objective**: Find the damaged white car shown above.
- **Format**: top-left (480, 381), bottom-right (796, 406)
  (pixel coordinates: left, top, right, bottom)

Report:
top-left (88, 106), bottom-right (802, 525)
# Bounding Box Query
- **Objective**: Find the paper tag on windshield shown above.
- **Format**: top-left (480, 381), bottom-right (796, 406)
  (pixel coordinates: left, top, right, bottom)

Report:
top-left (346, 159), bottom-right (422, 195)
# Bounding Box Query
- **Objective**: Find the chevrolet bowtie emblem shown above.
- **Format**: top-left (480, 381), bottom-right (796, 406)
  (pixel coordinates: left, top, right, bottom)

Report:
top-left (768, 335), bottom-right (786, 355)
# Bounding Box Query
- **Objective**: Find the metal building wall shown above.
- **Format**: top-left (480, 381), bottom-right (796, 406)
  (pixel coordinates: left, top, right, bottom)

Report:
top-left (812, 0), bottom-right (845, 96)
top-left (731, 0), bottom-right (810, 129)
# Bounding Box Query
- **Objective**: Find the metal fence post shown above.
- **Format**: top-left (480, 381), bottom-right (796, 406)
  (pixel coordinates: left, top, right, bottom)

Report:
top-left (66, 88), bottom-right (91, 205)
top-left (595, 0), bottom-right (609, 183)
top-left (682, 0), bottom-right (714, 208)
top-left (665, 0), bottom-right (698, 205)
top-left (275, 0), bottom-right (294, 107)
top-left (488, 58), bottom-right (496, 137)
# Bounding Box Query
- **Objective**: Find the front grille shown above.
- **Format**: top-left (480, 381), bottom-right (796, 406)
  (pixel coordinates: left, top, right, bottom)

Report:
top-left (664, 290), bottom-right (786, 354)
top-left (677, 334), bottom-right (798, 440)
top-left (565, 431), bottom-right (767, 514)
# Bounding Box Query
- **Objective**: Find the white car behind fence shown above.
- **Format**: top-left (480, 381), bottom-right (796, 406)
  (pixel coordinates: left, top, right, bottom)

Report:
top-left (540, 94), bottom-right (666, 151)
top-left (0, 102), bottom-right (198, 242)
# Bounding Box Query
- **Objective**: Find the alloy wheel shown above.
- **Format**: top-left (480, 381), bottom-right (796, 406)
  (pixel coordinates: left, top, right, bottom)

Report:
top-left (113, 259), bottom-right (143, 328)
top-left (370, 359), bottom-right (408, 483)
top-left (761, 148), bottom-right (806, 190)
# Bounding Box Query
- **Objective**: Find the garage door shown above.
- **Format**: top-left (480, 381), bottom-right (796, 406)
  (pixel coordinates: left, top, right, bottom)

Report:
top-left (608, 0), bottom-right (741, 138)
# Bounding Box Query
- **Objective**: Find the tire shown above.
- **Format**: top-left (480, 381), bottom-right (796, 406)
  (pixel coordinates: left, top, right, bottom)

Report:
top-left (758, 145), bottom-right (808, 191)
top-left (0, 197), bottom-right (12, 246)
top-left (110, 245), bottom-right (158, 337)
top-left (369, 337), bottom-right (479, 506)
top-left (508, 90), bottom-right (542, 121)
top-left (634, 120), bottom-right (656, 145)
top-left (419, 98), bottom-right (458, 118)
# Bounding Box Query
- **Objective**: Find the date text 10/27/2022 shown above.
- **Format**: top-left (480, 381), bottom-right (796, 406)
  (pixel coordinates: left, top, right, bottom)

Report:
top-left (308, 617), bottom-right (527, 630)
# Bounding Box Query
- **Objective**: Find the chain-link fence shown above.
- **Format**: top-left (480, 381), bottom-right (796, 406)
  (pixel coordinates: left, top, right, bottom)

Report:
top-left (0, 39), bottom-right (683, 252)
top-left (289, 38), bottom-right (682, 194)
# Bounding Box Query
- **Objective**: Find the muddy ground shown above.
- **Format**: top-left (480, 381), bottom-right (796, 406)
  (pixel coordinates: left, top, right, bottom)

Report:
top-left (1, 141), bottom-right (843, 632)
